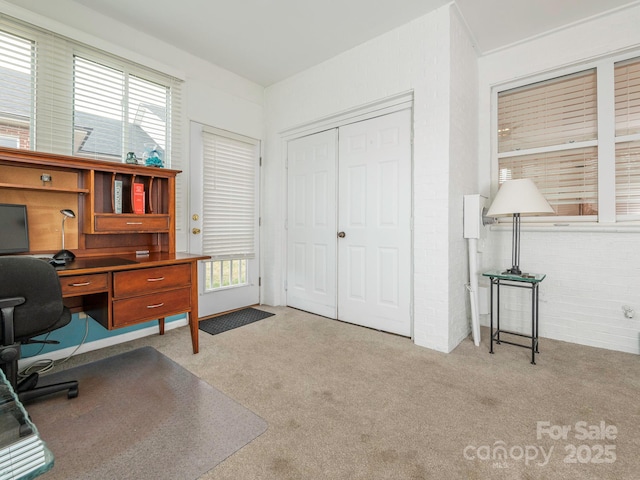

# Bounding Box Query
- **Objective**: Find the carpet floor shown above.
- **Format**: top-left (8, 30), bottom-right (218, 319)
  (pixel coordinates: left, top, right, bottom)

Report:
top-left (26, 347), bottom-right (267, 480)
top-left (22, 306), bottom-right (640, 479)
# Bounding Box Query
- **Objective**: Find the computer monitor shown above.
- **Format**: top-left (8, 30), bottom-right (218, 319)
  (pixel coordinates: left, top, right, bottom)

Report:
top-left (0, 203), bottom-right (29, 254)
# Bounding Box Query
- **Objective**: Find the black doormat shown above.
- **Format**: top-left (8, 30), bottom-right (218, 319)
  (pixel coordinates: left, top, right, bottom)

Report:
top-left (199, 307), bottom-right (275, 336)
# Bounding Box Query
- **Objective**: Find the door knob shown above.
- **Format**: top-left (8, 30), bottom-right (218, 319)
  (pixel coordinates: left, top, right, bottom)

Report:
top-left (337, 231), bottom-right (346, 238)
top-left (192, 228), bottom-right (201, 235)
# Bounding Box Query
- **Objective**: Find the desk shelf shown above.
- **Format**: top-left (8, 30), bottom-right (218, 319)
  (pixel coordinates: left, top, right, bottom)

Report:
top-left (0, 182), bottom-right (89, 194)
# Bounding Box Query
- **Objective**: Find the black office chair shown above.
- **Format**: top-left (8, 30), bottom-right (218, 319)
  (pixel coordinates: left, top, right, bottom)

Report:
top-left (0, 256), bottom-right (78, 403)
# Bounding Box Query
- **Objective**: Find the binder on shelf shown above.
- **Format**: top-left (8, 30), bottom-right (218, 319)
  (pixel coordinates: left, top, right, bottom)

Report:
top-left (133, 183), bottom-right (145, 214)
top-left (114, 180), bottom-right (123, 214)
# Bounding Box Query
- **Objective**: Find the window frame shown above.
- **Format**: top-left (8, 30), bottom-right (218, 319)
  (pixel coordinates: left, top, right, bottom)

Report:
top-left (491, 51), bottom-right (640, 225)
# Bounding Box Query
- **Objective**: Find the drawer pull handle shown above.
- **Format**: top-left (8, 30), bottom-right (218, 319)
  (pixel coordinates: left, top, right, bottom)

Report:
top-left (126, 222), bottom-right (143, 225)
top-left (70, 282), bottom-right (91, 287)
top-left (147, 277), bottom-right (165, 282)
top-left (147, 303), bottom-right (165, 309)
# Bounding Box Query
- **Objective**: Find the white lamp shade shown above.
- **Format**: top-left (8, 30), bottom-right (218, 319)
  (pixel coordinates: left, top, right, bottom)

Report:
top-left (486, 178), bottom-right (554, 217)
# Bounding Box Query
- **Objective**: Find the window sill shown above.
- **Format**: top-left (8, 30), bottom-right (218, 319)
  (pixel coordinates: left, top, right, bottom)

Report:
top-left (490, 223), bottom-right (640, 233)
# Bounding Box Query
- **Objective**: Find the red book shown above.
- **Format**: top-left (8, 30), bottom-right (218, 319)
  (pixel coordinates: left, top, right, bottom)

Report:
top-left (133, 183), bottom-right (145, 214)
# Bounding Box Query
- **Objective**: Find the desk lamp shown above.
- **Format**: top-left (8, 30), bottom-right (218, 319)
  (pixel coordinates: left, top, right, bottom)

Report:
top-left (54, 209), bottom-right (76, 262)
top-left (485, 179), bottom-right (553, 275)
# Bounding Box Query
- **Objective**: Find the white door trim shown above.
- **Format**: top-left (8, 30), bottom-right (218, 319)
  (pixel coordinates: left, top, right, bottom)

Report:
top-left (280, 91), bottom-right (414, 140)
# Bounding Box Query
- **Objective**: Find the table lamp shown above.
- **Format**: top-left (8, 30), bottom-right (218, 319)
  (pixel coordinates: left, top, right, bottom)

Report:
top-left (485, 178), bottom-right (553, 275)
top-left (54, 209), bottom-right (76, 262)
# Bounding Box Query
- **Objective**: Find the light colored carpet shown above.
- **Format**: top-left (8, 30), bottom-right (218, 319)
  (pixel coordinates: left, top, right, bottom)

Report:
top-left (26, 306), bottom-right (640, 479)
top-left (26, 347), bottom-right (267, 480)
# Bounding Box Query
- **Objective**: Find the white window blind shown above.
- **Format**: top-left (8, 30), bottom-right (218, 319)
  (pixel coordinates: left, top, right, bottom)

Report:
top-left (0, 25), bottom-right (34, 149)
top-left (616, 141), bottom-right (640, 215)
top-left (497, 69), bottom-right (598, 216)
top-left (499, 147), bottom-right (598, 216)
top-left (498, 69), bottom-right (597, 153)
top-left (73, 56), bottom-right (172, 162)
top-left (615, 58), bottom-right (640, 216)
top-left (615, 58), bottom-right (640, 137)
top-left (202, 129), bottom-right (258, 260)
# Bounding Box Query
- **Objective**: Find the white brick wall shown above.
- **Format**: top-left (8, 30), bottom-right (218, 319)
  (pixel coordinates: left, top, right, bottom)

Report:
top-left (478, 4), bottom-right (640, 354)
top-left (448, 8), bottom-right (479, 351)
top-left (264, 5), bottom-right (478, 353)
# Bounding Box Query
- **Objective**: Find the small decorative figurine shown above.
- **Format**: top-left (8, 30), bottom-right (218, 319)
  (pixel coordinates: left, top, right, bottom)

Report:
top-left (143, 144), bottom-right (164, 168)
top-left (125, 152), bottom-right (138, 164)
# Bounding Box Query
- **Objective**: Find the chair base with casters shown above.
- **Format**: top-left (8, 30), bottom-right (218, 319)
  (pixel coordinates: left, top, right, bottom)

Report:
top-left (0, 257), bottom-right (79, 403)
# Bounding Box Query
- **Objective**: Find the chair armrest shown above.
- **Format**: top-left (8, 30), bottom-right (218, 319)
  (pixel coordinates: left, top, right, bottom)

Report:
top-left (0, 297), bottom-right (26, 310)
top-left (0, 297), bottom-right (25, 347)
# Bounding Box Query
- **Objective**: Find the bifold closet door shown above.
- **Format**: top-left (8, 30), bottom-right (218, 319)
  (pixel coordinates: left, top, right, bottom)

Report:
top-left (337, 109), bottom-right (412, 337)
top-left (286, 129), bottom-right (338, 318)
top-left (286, 109), bottom-right (412, 337)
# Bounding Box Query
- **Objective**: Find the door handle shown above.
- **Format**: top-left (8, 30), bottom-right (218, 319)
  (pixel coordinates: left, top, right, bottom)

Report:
top-left (192, 228), bottom-right (201, 234)
top-left (337, 231), bottom-right (346, 238)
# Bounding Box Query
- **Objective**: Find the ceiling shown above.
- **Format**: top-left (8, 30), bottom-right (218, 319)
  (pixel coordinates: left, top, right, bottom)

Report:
top-left (7, 0), bottom-right (640, 86)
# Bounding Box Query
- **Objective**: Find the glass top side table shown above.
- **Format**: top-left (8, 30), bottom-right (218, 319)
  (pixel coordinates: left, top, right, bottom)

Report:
top-left (0, 369), bottom-right (54, 479)
top-left (483, 269), bottom-right (546, 364)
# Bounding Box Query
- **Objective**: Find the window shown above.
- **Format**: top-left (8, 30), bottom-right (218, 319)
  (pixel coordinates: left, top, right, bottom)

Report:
top-left (497, 69), bottom-right (598, 217)
top-left (201, 128), bottom-right (259, 291)
top-left (0, 13), bottom-right (182, 167)
top-left (615, 59), bottom-right (640, 216)
top-left (73, 56), bottom-right (169, 162)
top-left (0, 28), bottom-right (33, 150)
top-left (495, 56), bottom-right (640, 223)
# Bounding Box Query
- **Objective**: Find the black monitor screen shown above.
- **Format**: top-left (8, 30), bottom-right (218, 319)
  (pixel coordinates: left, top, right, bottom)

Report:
top-left (0, 204), bottom-right (29, 254)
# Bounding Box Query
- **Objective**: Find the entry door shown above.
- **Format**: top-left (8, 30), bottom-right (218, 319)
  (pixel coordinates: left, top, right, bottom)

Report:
top-left (338, 110), bottom-right (412, 336)
top-left (189, 122), bottom-right (260, 317)
top-left (286, 129), bottom-right (338, 318)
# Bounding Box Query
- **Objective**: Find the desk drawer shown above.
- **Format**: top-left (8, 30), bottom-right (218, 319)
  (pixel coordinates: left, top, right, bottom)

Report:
top-left (60, 273), bottom-right (109, 297)
top-left (112, 286), bottom-right (191, 327)
top-left (113, 264), bottom-right (191, 298)
top-left (94, 214), bottom-right (170, 233)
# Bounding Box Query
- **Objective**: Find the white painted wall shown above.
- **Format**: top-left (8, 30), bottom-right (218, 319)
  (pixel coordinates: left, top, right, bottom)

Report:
top-left (263, 4), bottom-right (479, 352)
top-left (478, 4), bottom-right (640, 354)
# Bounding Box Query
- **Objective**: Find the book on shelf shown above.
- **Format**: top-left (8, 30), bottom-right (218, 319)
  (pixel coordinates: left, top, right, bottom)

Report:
top-left (133, 182), bottom-right (145, 214)
top-left (114, 180), bottom-right (123, 214)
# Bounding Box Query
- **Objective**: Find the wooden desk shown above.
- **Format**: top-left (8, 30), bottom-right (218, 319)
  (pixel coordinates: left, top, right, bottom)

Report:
top-left (0, 147), bottom-right (209, 355)
top-left (57, 253), bottom-right (208, 354)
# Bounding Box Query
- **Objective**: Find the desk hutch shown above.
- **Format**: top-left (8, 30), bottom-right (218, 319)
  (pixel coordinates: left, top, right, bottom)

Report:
top-left (0, 146), bottom-right (207, 354)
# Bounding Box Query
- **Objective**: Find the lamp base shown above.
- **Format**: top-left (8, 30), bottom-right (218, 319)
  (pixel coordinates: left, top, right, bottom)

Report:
top-left (504, 266), bottom-right (522, 276)
top-left (53, 249), bottom-right (75, 263)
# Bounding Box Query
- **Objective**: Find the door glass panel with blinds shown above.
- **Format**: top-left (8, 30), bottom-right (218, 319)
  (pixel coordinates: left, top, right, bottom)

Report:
top-left (201, 129), bottom-right (259, 292)
top-left (497, 69), bottom-right (598, 217)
